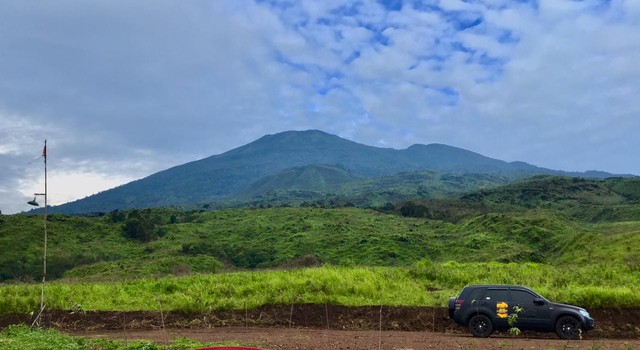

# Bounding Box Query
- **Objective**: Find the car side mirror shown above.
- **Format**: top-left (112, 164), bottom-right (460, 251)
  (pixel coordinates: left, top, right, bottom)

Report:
top-left (534, 298), bottom-right (545, 305)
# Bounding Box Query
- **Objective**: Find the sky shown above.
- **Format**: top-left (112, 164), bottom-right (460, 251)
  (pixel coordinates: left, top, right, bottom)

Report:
top-left (1, 0), bottom-right (639, 214)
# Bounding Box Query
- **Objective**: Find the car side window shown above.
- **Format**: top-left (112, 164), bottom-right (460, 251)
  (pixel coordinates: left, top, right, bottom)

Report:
top-left (510, 289), bottom-right (535, 304)
top-left (483, 288), bottom-right (508, 301)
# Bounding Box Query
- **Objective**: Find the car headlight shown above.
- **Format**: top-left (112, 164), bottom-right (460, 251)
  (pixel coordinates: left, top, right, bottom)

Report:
top-left (579, 309), bottom-right (590, 318)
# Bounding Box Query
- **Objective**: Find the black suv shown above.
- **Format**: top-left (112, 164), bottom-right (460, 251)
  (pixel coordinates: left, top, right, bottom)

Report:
top-left (448, 285), bottom-right (595, 339)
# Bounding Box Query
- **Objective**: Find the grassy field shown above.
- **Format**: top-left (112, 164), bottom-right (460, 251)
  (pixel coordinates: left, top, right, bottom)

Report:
top-left (1, 262), bottom-right (639, 316)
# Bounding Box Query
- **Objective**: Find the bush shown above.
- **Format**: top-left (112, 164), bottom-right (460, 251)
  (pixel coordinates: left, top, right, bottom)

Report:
top-left (122, 219), bottom-right (157, 242)
top-left (288, 254), bottom-right (321, 268)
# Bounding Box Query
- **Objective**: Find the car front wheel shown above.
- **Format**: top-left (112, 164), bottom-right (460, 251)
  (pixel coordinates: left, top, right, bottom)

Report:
top-left (468, 314), bottom-right (493, 338)
top-left (555, 316), bottom-right (582, 340)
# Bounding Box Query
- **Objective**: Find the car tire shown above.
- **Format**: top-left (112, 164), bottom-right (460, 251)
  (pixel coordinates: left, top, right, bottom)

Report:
top-left (555, 316), bottom-right (582, 340)
top-left (468, 314), bottom-right (493, 338)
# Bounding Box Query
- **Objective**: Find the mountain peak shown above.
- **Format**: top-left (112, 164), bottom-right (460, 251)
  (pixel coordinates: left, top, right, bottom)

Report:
top-left (226, 130), bottom-right (361, 157)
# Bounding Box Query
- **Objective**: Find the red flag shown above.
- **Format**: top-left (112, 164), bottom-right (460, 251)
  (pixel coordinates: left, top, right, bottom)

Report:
top-left (42, 144), bottom-right (46, 157)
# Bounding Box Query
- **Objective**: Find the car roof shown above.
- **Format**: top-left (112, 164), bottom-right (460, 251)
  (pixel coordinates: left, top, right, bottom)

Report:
top-left (461, 285), bottom-right (543, 296)
top-left (463, 284), bottom-right (533, 289)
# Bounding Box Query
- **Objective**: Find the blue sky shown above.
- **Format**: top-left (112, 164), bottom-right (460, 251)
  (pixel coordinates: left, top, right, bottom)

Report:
top-left (1, 0), bottom-right (639, 214)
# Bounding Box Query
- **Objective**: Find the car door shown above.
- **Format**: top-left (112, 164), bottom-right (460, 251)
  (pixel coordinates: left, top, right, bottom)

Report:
top-left (479, 287), bottom-right (510, 330)
top-left (509, 288), bottom-right (552, 331)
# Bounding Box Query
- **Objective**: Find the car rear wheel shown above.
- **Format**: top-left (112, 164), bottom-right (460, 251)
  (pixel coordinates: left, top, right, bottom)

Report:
top-left (555, 316), bottom-right (582, 340)
top-left (468, 314), bottom-right (493, 338)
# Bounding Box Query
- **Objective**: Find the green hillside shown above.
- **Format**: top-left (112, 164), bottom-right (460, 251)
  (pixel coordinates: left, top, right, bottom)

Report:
top-left (3, 175), bottom-right (638, 283)
top-left (2, 205), bottom-right (639, 282)
top-left (456, 176), bottom-right (640, 221)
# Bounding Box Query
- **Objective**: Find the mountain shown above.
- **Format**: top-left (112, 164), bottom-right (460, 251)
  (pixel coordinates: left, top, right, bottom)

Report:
top-left (48, 130), bottom-right (627, 214)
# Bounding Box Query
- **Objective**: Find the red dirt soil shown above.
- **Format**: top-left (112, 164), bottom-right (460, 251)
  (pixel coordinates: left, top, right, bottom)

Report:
top-left (2, 306), bottom-right (639, 349)
top-left (81, 327), bottom-right (640, 350)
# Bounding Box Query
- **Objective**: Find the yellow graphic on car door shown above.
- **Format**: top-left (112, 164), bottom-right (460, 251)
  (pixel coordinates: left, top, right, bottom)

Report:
top-left (496, 302), bottom-right (508, 318)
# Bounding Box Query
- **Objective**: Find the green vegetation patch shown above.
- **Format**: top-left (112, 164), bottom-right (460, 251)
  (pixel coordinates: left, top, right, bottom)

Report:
top-left (0, 324), bottom-right (224, 350)
top-left (2, 263), bottom-right (639, 316)
top-left (3, 203), bottom-right (640, 282)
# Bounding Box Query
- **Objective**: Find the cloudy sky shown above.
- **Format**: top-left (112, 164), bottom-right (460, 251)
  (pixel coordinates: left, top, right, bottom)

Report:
top-left (1, 0), bottom-right (639, 214)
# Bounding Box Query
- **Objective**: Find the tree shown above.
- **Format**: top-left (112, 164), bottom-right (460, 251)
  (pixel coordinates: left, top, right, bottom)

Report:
top-left (122, 218), bottom-right (157, 242)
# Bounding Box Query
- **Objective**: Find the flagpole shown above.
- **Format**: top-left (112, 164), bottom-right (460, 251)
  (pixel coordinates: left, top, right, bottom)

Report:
top-left (41, 139), bottom-right (47, 312)
top-left (31, 140), bottom-right (47, 327)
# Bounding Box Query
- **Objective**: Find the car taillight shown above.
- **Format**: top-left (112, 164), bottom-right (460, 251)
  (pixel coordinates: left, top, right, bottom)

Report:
top-left (455, 299), bottom-right (464, 311)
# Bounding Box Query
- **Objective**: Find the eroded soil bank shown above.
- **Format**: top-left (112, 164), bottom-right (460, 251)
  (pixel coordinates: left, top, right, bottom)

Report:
top-left (2, 305), bottom-right (639, 339)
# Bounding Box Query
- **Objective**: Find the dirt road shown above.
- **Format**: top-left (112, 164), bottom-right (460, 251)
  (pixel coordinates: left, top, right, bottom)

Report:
top-left (79, 327), bottom-right (640, 350)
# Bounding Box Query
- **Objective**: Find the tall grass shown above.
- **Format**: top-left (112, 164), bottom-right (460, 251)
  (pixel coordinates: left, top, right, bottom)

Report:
top-left (2, 263), bottom-right (638, 315)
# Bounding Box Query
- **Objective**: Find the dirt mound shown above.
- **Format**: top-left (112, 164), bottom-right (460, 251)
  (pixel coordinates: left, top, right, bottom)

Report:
top-left (2, 305), bottom-right (639, 339)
